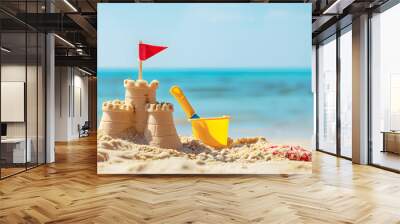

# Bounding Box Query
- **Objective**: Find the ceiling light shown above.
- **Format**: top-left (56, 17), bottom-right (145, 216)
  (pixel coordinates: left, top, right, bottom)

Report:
top-left (1, 47), bottom-right (11, 53)
top-left (63, 0), bottom-right (78, 12)
top-left (76, 48), bottom-right (85, 55)
top-left (54, 34), bottom-right (75, 48)
top-left (78, 67), bottom-right (93, 76)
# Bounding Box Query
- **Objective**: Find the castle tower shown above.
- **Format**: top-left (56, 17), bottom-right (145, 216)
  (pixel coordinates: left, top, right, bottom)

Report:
top-left (144, 103), bottom-right (182, 149)
top-left (98, 100), bottom-right (136, 136)
top-left (124, 79), bottom-right (159, 134)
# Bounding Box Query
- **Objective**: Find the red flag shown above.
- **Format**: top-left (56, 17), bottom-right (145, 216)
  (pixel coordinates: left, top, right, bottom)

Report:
top-left (139, 42), bottom-right (167, 61)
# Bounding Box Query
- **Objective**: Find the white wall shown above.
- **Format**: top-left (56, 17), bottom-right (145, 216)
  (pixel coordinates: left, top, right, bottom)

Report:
top-left (1, 65), bottom-right (40, 137)
top-left (54, 67), bottom-right (89, 141)
top-left (1, 65), bottom-right (27, 139)
top-left (371, 4), bottom-right (400, 153)
top-left (55, 67), bottom-right (69, 141)
top-left (75, 73), bottom-right (89, 131)
top-left (1, 63), bottom-right (46, 163)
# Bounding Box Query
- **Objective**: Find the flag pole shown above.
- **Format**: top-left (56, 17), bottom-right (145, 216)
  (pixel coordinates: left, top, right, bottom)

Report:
top-left (138, 40), bottom-right (143, 80)
top-left (138, 59), bottom-right (143, 80)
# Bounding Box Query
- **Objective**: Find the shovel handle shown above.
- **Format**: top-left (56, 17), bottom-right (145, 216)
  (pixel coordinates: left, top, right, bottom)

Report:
top-left (170, 85), bottom-right (197, 119)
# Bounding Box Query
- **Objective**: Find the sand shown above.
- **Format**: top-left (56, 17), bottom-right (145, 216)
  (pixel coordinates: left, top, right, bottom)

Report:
top-left (97, 130), bottom-right (312, 174)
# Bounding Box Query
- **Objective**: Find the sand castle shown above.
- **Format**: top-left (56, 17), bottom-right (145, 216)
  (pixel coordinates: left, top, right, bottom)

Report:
top-left (124, 79), bottom-right (158, 134)
top-left (98, 42), bottom-right (183, 150)
top-left (98, 79), bottom-right (182, 150)
top-left (145, 102), bottom-right (182, 149)
top-left (98, 100), bottom-right (135, 136)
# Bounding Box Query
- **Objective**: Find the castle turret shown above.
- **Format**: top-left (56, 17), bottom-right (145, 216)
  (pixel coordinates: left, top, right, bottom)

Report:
top-left (124, 79), bottom-right (158, 134)
top-left (98, 100), bottom-right (136, 136)
top-left (144, 103), bottom-right (182, 149)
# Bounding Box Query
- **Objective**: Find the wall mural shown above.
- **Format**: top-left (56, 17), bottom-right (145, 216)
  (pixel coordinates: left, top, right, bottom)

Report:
top-left (97, 3), bottom-right (313, 174)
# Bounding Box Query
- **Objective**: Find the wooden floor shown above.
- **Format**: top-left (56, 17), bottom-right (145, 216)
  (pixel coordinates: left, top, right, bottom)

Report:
top-left (1, 135), bottom-right (400, 224)
top-left (0, 167), bottom-right (26, 178)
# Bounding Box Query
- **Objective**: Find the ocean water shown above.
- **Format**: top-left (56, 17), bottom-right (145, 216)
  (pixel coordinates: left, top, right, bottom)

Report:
top-left (98, 68), bottom-right (313, 146)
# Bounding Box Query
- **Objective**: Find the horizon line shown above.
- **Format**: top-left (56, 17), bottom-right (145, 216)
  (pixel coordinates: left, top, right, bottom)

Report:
top-left (98, 67), bottom-right (311, 71)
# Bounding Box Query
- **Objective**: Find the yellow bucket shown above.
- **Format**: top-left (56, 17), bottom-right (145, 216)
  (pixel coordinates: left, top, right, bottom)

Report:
top-left (189, 115), bottom-right (230, 148)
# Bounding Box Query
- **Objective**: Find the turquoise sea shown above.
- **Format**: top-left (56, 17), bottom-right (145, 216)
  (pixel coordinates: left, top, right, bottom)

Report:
top-left (98, 68), bottom-right (313, 146)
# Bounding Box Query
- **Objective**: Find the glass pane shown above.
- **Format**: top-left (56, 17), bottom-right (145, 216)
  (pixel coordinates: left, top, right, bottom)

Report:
top-left (25, 0), bottom-right (38, 169)
top-left (340, 30), bottom-right (352, 158)
top-left (318, 37), bottom-right (337, 154)
top-left (371, 5), bottom-right (400, 171)
top-left (1, 31), bottom-right (27, 177)
top-left (27, 31), bottom-right (38, 169)
top-left (38, 33), bottom-right (45, 165)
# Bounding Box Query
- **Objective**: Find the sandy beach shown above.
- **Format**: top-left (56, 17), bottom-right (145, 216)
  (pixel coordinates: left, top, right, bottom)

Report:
top-left (97, 131), bottom-right (312, 174)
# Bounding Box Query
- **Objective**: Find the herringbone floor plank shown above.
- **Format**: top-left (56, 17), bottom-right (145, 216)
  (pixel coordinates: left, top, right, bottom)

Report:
top-left (0, 135), bottom-right (400, 223)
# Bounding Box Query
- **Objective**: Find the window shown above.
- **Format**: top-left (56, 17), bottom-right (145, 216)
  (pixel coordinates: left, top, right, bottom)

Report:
top-left (0, 1), bottom-right (46, 179)
top-left (339, 28), bottom-right (352, 158)
top-left (317, 36), bottom-right (337, 154)
top-left (370, 3), bottom-right (400, 171)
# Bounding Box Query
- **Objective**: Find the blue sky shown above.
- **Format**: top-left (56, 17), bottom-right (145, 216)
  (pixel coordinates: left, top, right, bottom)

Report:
top-left (98, 4), bottom-right (311, 69)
